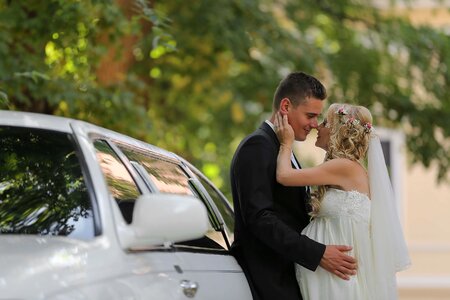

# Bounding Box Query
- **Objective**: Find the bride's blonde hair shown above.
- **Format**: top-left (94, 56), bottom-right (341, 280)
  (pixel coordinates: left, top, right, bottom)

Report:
top-left (309, 103), bottom-right (373, 217)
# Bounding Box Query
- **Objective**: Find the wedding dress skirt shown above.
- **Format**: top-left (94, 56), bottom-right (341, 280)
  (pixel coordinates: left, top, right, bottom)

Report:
top-left (296, 188), bottom-right (376, 300)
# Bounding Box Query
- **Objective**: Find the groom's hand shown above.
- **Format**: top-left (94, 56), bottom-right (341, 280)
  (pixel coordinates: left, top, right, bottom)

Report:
top-left (319, 245), bottom-right (357, 280)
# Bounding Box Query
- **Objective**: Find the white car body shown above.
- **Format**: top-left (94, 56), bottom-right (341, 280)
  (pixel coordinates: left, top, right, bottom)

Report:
top-left (0, 110), bottom-right (252, 299)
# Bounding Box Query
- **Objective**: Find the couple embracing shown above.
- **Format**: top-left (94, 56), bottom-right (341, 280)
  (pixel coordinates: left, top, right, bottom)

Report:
top-left (230, 72), bottom-right (410, 300)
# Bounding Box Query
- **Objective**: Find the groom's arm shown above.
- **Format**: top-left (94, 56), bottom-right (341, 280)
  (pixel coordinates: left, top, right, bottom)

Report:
top-left (234, 135), bottom-right (325, 271)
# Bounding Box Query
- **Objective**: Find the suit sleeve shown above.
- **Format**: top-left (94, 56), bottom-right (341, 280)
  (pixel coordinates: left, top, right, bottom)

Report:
top-left (233, 135), bottom-right (325, 271)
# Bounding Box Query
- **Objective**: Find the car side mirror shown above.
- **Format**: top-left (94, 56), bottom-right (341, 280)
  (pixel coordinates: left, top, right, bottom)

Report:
top-left (117, 194), bottom-right (209, 249)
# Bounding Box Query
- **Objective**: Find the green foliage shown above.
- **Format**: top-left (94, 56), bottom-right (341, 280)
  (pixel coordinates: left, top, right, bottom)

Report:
top-left (1, 0), bottom-right (449, 201)
top-left (0, 0), bottom-right (150, 135)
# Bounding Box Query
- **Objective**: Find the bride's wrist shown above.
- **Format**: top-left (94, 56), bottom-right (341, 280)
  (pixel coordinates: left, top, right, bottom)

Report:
top-left (280, 144), bottom-right (291, 151)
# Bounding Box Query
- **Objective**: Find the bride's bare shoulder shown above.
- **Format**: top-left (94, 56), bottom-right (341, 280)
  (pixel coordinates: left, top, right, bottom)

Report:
top-left (321, 158), bottom-right (365, 175)
top-left (322, 158), bottom-right (357, 168)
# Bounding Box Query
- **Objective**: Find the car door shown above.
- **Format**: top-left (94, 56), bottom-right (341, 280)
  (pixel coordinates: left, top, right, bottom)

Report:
top-left (90, 138), bottom-right (191, 299)
top-left (0, 125), bottom-right (185, 299)
top-left (175, 161), bottom-right (252, 299)
top-left (112, 141), bottom-right (252, 299)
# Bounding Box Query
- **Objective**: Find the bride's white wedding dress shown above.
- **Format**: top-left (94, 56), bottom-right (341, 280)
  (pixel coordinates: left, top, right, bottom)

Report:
top-left (295, 135), bottom-right (410, 300)
top-left (296, 188), bottom-right (375, 300)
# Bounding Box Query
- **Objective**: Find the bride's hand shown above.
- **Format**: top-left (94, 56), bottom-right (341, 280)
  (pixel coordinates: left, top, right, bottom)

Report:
top-left (274, 112), bottom-right (294, 147)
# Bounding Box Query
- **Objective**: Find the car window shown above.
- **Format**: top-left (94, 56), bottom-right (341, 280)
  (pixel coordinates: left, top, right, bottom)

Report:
top-left (93, 140), bottom-right (141, 224)
top-left (119, 146), bottom-right (195, 196)
top-left (191, 170), bottom-right (235, 244)
top-left (117, 144), bottom-right (228, 251)
top-left (0, 126), bottom-right (94, 240)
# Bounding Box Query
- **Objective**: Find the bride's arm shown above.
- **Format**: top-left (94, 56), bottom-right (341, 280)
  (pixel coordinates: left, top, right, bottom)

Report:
top-left (276, 141), bottom-right (300, 185)
top-left (274, 113), bottom-right (350, 187)
top-left (277, 158), bottom-right (347, 187)
top-left (274, 112), bottom-right (299, 184)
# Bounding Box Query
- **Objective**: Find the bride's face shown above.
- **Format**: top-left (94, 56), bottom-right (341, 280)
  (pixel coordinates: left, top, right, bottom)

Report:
top-left (315, 116), bottom-right (331, 150)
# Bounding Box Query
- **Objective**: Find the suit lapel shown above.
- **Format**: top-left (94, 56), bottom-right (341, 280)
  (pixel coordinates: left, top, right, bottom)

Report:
top-left (259, 122), bottom-right (280, 148)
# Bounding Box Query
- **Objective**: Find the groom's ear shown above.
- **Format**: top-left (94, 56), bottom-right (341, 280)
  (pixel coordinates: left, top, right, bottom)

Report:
top-left (279, 98), bottom-right (290, 115)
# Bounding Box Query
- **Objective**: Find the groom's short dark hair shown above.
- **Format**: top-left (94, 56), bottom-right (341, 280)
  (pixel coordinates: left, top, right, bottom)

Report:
top-left (273, 71), bottom-right (327, 110)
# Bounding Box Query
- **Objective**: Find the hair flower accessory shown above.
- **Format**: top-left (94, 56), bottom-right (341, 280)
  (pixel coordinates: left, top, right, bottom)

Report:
top-left (363, 122), bottom-right (373, 133)
top-left (346, 117), bottom-right (360, 126)
top-left (336, 106), bottom-right (348, 116)
top-left (334, 105), bottom-right (372, 134)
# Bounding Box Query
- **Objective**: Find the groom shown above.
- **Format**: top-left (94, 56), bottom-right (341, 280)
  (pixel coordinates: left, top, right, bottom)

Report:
top-left (230, 72), bottom-right (357, 300)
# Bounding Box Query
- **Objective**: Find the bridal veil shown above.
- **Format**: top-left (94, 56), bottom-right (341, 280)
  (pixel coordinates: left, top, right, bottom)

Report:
top-left (368, 134), bottom-right (411, 299)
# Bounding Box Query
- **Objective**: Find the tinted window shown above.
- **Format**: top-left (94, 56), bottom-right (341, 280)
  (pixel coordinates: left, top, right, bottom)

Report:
top-left (117, 145), bottom-right (227, 250)
top-left (119, 147), bottom-right (195, 196)
top-left (193, 171), bottom-right (234, 243)
top-left (93, 140), bottom-right (141, 224)
top-left (0, 126), bottom-right (94, 239)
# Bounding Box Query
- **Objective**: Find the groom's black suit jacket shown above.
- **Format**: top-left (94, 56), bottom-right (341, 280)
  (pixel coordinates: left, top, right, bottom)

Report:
top-left (230, 122), bottom-right (326, 300)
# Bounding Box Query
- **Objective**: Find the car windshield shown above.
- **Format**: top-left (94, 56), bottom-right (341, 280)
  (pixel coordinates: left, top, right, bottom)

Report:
top-left (0, 126), bottom-right (94, 239)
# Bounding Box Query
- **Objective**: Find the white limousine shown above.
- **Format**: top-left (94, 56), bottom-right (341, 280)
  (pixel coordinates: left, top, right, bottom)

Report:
top-left (0, 110), bottom-right (252, 300)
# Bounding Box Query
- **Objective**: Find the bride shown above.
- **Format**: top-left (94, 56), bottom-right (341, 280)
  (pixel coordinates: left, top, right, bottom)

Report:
top-left (274, 103), bottom-right (411, 299)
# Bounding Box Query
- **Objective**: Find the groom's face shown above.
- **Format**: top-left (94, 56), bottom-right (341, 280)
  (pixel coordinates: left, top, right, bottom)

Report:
top-left (287, 97), bottom-right (323, 141)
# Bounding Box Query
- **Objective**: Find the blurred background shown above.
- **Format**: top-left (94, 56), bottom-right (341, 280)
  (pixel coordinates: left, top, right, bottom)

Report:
top-left (0, 0), bottom-right (449, 298)
top-left (294, 1), bottom-right (450, 299)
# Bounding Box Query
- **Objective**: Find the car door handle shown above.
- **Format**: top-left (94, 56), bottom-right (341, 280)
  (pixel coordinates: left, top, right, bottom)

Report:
top-left (180, 279), bottom-right (199, 298)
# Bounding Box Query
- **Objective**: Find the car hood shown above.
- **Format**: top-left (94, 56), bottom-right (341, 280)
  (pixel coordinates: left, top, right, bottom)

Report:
top-left (0, 235), bottom-right (113, 298)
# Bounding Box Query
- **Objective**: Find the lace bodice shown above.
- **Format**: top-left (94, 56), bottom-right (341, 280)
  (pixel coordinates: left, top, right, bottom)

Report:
top-left (315, 188), bottom-right (371, 223)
